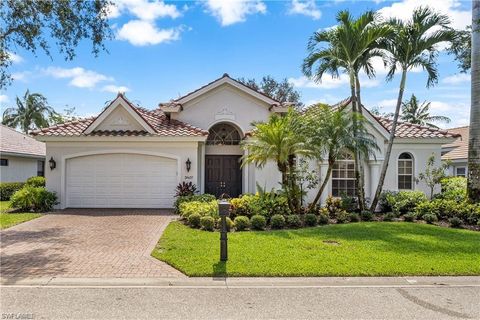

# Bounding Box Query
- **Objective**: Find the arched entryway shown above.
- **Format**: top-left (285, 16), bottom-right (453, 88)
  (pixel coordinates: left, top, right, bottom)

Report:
top-left (205, 122), bottom-right (243, 197)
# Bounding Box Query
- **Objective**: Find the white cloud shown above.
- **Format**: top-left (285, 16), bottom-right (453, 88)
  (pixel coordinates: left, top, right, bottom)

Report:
top-left (0, 95), bottom-right (9, 104)
top-left (117, 20), bottom-right (182, 46)
top-left (205, 0), bottom-right (266, 26)
top-left (43, 67), bottom-right (113, 88)
top-left (109, 0), bottom-right (181, 20)
top-left (11, 71), bottom-right (31, 82)
top-left (377, 99), bottom-right (398, 110)
top-left (289, 75), bottom-right (379, 90)
top-left (102, 84), bottom-right (130, 93)
top-left (442, 73), bottom-right (470, 85)
top-left (7, 51), bottom-right (23, 64)
top-left (428, 101), bottom-right (453, 112)
top-left (288, 0), bottom-right (321, 20)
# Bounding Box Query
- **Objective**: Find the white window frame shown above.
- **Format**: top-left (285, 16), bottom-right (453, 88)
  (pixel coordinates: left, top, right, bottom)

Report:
top-left (398, 153), bottom-right (414, 190)
top-left (331, 153), bottom-right (356, 197)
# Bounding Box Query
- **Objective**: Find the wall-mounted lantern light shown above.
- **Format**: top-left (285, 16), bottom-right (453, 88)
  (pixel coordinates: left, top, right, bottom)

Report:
top-left (186, 158), bottom-right (191, 172)
top-left (49, 157), bottom-right (56, 170)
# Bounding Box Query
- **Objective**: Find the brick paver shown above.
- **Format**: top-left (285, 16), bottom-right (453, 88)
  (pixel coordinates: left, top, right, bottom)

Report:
top-left (0, 209), bottom-right (185, 279)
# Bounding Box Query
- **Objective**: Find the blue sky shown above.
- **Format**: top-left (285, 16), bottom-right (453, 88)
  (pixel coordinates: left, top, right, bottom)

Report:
top-left (0, 0), bottom-right (472, 128)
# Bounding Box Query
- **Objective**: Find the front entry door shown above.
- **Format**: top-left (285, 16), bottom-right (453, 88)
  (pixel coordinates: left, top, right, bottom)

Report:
top-left (205, 155), bottom-right (242, 198)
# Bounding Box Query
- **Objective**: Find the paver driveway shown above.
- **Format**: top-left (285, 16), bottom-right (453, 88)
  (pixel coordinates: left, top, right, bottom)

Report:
top-left (0, 209), bottom-right (185, 280)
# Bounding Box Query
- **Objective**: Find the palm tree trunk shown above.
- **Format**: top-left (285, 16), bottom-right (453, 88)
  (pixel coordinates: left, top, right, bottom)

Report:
top-left (278, 161), bottom-right (296, 213)
top-left (468, 0), bottom-right (480, 202)
top-left (370, 69), bottom-right (408, 211)
top-left (310, 162), bottom-right (334, 207)
top-left (355, 74), bottom-right (367, 210)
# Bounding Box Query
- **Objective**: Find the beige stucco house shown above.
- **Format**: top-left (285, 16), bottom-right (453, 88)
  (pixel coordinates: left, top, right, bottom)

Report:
top-left (442, 126), bottom-right (469, 177)
top-left (32, 74), bottom-right (459, 209)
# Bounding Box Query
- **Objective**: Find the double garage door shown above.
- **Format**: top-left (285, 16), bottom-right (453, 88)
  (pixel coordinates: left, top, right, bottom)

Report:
top-left (66, 153), bottom-right (178, 208)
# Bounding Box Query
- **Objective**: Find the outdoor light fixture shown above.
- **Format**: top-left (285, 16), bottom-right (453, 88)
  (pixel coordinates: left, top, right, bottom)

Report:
top-left (49, 157), bottom-right (56, 170)
top-left (186, 158), bottom-right (191, 172)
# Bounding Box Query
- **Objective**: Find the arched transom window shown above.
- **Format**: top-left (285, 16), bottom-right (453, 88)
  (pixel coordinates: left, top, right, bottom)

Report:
top-left (398, 152), bottom-right (414, 190)
top-left (206, 123), bottom-right (241, 146)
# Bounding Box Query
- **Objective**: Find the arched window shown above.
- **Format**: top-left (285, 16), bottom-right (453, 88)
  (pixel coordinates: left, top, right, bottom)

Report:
top-left (332, 152), bottom-right (356, 197)
top-left (206, 123), bottom-right (241, 146)
top-left (398, 152), bottom-right (414, 190)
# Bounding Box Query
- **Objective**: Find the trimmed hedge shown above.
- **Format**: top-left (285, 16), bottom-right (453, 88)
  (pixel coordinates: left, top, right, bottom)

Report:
top-left (174, 194), bottom-right (216, 214)
top-left (179, 200), bottom-right (218, 219)
top-left (25, 176), bottom-right (46, 188)
top-left (0, 182), bottom-right (25, 201)
top-left (250, 215), bottom-right (266, 230)
top-left (10, 186), bottom-right (57, 212)
top-left (234, 216), bottom-right (250, 231)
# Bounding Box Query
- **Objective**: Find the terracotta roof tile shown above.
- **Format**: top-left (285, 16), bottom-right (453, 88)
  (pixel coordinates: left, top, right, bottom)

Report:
top-left (376, 118), bottom-right (460, 139)
top-left (0, 125), bottom-right (45, 156)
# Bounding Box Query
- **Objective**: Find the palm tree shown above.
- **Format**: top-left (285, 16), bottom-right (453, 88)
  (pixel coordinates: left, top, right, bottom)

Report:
top-left (2, 90), bottom-right (57, 133)
top-left (303, 10), bottom-right (391, 210)
top-left (241, 109), bottom-right (311, 213)
top-left (468, 0), bottom-right (480, 202)
top-left (400, 94), bottom-right (451, 128)
top-left (303, 104), bottom-right (379, 207)
top-left (370, 7), bottom-right (455, 211)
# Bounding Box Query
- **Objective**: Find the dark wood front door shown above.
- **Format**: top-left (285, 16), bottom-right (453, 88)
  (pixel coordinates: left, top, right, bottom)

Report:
top-left (205, 155), bottom-right (242, 198)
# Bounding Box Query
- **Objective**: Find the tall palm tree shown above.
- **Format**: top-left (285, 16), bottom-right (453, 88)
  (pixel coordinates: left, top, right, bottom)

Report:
top-left (2, 90), bottom-right (57, 133)
top-left (468, 0), bottom-right (480, 202)
top-left (302, 10), bottom-right (391, 210)
top-left (400, 94), bottom-right (451, 128)
top-left (303, 104), bottom-right (379, 207)
top-left (241, 109), bottom-right (311, 213)
top-left (370, 7), bottom-right (455, 211)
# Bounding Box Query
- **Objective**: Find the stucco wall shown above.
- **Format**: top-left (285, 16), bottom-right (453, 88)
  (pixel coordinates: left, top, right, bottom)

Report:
top-left (0, 155), bottom-right (41, 182)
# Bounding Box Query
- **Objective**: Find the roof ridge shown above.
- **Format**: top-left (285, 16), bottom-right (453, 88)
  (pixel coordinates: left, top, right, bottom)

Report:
top-left (380, 117), bottom-right (452, 134)
top-left (30, 117), bottom-right (95, 134)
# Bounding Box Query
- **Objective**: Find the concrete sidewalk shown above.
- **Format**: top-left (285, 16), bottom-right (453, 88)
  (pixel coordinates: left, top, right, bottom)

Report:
top-left (2, 276), bottom-right (479, 288)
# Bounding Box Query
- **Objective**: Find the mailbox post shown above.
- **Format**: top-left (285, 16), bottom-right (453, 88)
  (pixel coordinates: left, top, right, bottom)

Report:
top-left (218, 200), bottom-right (230, 261)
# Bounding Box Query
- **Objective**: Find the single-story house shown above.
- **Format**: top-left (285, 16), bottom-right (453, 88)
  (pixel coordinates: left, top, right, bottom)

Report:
top-left (442, 126), bottom-right (469, 177)
top-left (32, 74), bottom-right (459, 209)
top-left (0, 124), bottom-right (46, 182)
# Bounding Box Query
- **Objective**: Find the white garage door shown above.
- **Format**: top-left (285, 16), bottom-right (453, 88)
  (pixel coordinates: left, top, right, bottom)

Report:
top-left (66, 153), bottom-right (178, 208)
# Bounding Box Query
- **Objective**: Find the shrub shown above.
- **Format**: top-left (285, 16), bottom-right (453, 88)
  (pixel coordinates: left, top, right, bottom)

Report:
top-left (304, 214), bottom-right (317, 227)
top-left (340, 193), bottom-right (357, 212)
top-left (250, 215), bottom-right (266, 230)
top-left (465, 204), bottom-right (480, 225)
top-left (383, 212), bottom-right (396, 222)
top-left (415, 201), bottom-right (436, 220)
top-left (175, 181), bottom-right (197, 197)
top-left (348, 213), bottom-right (360, 222)
top-left (440, 177), bottom-right (467, 202)
top-left (335, 210), bottom-right (348, 224)
top-left (270, 214), bottom-right (286, 229)
top-left (0, 182), bottom-right (24, 201)
top-left (200, 216), bottom-right (215, 231)
top-left (230, 193), bottom-right (290, 219)
top-left (25, 176), bottom-right (46, 188)
top-left (424, 213), bottom-right (438, 224)
top-left (179, 200), bottom-right (218, 219)
top-left (404, 212), bottom-right (416, 222)
top-left (318, 213), bottom-right (329, 225)
top-left (10, 186), bottom-right (57, 212)
top-left (449, 217), bottom-right (463, 228)
top-left (360, 210), bottom-right (373, 222)
top-left (188, 213), bottom-right (201, 228)
top-left (286, 215), bottom-right (302, 228)
top-left (378, 190), bottom-right (396, 213)
top-left (217, 217), bottom-right (234, 231)
top-left (174, 194), bottom-right (216, 213)
top-left (386, 191), bottom-right (427, 216)
top-left (234, 216), bottom-right (250, 231)
top-left (325, 196), bottom-right (343, 218)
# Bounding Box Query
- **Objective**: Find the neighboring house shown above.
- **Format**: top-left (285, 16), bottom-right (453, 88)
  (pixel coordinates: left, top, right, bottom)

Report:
top-left (0, 124), bottom-right (46, 182)
top-left (442, 126), bottom-right (469, 177)
top-left (32, 74), bottom-right (459, 209)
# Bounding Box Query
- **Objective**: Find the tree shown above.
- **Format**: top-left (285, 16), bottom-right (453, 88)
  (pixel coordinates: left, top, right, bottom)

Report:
top-left (447, 26), bottom-right (472, 73)
top-left (49, 106), bottom-right (79, 124)
top-left (303, 104), bottom-right (379, 207)
top-left (237, 76), bottom-right (303, 108)
top-left (241, 109), bottom-right (311, 213)
top-left (370, 7), bottom-right (455, 211)
top-left (0, 0), bottom-right (113, 88)
top-left (417, 154), bottom-right (451, 199)
top-left (400, 94), bottom-right (451, 128)
top-left (468, 0), bottom-right (480, 202)
top-left (2, 90), bottom-right (57, 133)
top-left (302, 10), bottom-right (391, 211)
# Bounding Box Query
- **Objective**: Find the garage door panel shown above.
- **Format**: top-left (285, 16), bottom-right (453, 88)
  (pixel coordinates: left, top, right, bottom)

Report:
top-left (66, 153), bottom-right (178, 208)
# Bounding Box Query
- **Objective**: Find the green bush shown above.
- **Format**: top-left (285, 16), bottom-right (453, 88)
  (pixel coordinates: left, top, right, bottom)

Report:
top-left (383, 212), bottom-right (396, 222)
top-left (340, 193), bottom-right (357, 212)
top-left (440, 177), bottom-right (467, 202)
top-left (415, 201), bottom-right (436, 219)
top-left (270, 214), bottom-right (285, 229)
top-left (286, 215), bottom-right (302, 228)
top-left (10, 186), bottom-right (57, 212)
top-left (348, 213), bottom-right (360, 222)
top-left (386, 191), bottom-right (427, 216)
top-left (414, 199), bottom-right (480, 225)
top-left (200, 216), bottom-right (215, 231)
top-left (234, 216), bottom-right (250, 231)
top-left (318, 213), bottom-right (329, 225)
top-left (216, 217), bottom-right (234, 231)
top-left (188, 213), bottom-right (201, 228)
top-left (230, 193), bottom-right (290, 219)
top-left (360, 210), bottom-right (373, 221)
top-left (304, 214), bottom-right (317, 227)
top-left (0, 182), bottom-right (25, 201)
top-left (449, 217), bottom-right (463, 228)
top-left (404, 212), bottom-right (416, 222)
top-left (335, 210), bottom-right (348, 224)
top-left (378, 190), bottom-right (396, 213)
top-left (179, 200), bottom-right (218, 219)
top-left (250, 215), bottom-right (266, 230)
top-left (325, 196), bottom-right (343, 218)
top-left (424, 213), bottom-right (438, 224)
top-left (25, 176), bottom-right (46, 188)
top-left (174, 194), bottom-right (216, 214)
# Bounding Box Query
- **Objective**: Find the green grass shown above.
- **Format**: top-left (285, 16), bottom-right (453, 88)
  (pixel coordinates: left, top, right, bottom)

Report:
top-left (152, 221), bottom-right (480, 277)
top-left (0, 201), bottom-right (42, 229)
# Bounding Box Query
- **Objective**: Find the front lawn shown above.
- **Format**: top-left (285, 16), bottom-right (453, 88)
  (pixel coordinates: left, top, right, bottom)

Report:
top-left (0, 201), bottom-right (42, 229)
top-left (153, 221), bottom-right (480, 276)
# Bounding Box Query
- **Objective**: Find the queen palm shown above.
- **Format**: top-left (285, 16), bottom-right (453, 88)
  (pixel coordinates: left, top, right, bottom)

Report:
top-left (241, 109), bottom-right (311, 213)
top-left (303, 10), bottom-right (391, 210)
top-left (2, 90), bottom-right (57, 133)
top-left (370, 7), bottom-right (456, 211)
top-left (401, 94), bottom-right (451, 128)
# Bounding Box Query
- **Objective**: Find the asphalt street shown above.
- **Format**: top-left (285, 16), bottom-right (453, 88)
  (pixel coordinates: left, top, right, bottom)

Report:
top-left (1, 285), bottom-right (479, 320)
